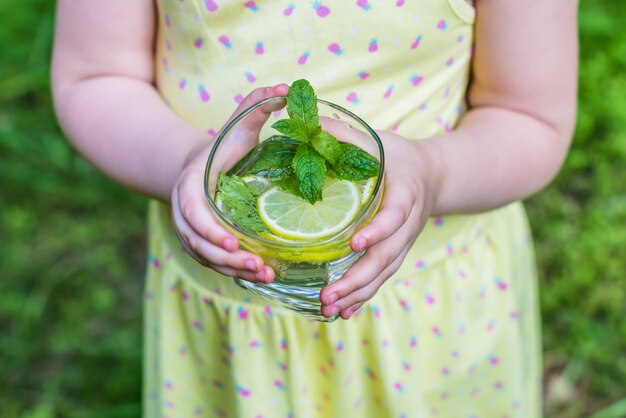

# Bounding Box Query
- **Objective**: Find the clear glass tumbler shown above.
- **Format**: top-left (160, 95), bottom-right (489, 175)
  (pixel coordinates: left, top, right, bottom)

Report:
top-left (204, 97), bottom-right (384, 321)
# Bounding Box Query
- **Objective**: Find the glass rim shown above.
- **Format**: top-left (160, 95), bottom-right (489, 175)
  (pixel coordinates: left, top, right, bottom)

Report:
top-left (204, 96), bottom-right (385, 248)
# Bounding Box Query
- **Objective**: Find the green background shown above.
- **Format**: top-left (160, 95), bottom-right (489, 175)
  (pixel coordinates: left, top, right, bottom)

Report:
top-left (1, 1), bottom-right (625, 417)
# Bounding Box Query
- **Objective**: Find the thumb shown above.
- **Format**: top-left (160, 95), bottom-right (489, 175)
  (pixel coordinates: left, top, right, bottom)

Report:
top-left (225, 84), bottom-right (290, 133)
top-left (215, 84), bottom-right (289, 169)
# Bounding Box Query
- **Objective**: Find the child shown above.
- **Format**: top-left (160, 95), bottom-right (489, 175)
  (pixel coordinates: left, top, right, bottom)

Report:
top-left (51, 1), bottom-right (578, 417)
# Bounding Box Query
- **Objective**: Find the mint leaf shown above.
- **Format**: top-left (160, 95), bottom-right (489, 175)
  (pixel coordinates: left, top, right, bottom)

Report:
top-left (229, 136), bottom-right (297, 176)
top-left (245, 136), bottom-right (298, 174)
top-left (325, 163), bottom-right (338, 179)
top-left (216, 173), bottom-right (269, 234)
top-left (291, 144), bottom-right (326, 204)
top-left (287, 79), bottom-right (319, 129)
top-left (264, 166), bottom-right (294, 181)
top-left (217, 172), bottom-right (259, 200)
top-left (273, 169), bottom-right (302, 197)
top-left (271, 119), bottom-right (320, 143)
top-left (311, 131), bottom-right (342, 166)
top-left (333, 143), bottom-right (380, 181)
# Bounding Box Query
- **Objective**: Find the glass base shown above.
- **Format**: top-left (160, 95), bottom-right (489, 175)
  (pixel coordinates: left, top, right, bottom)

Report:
top-left (234, 251), bottom-right (363, 322)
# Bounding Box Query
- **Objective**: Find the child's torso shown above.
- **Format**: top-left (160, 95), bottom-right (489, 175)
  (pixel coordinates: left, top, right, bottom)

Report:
top-left (155, 0), bottom-right (475, 139)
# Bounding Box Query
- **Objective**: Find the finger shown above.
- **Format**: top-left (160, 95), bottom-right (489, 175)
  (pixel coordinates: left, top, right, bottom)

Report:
top-left (216, 84), bottom-right (290, 177)
top-left (334, 245), bottom-right (410, 317)
top-left (176, 232), bottom-right (212, 267)
top-left (321, 205), bottom-right (419, 306)
top-left (211, 264), bottom-right (275, 284)
top-left (176, 227), bottom-right (275, 284)
top-left (319, 116), bottom-right (381, 156)
top-left (225, 84), bottom-right (290, 134)
top-left (350, 177), bottom-right (416, 252)
top-left (323, 244), bottom-right (408, 319)
top-left (340, 302), bottom-right (364, 320)
top-left (173, 194), bottom-right (267, 274)
top-left (174, 179), bottom-right (241, 252)
top-left (180, 229), bottom-right (265, 276)
top-left (321, 270), bottom-right (384, 318)
top-left (176, 235), bottom-right (258, 281)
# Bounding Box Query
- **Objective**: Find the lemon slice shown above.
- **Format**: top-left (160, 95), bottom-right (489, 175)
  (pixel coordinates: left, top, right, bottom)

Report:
top-left (357, 177), bottom-right (376, 205)
top-left (215, 195), bottom-right (224, 211)
top-left (258, 179), bottom-right (360, 241)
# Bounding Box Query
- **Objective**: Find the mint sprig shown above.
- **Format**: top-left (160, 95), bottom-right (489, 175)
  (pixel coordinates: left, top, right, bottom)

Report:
top-left (270, 79), bottom-right (380, 204)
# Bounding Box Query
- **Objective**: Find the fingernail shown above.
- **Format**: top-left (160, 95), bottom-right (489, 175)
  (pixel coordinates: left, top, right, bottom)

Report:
top-left (223, 238), bottom-right (235, 251)
top-left (245, 260), bottom-right (257, 271)
top-left (326, 293), bottom-right (338, 305)
top-left (356, 237), bottom-right (367, 251)
top-left (329, 306), bottom-right (339, 316)
top-left (255, 271), bottom-right (266, 281)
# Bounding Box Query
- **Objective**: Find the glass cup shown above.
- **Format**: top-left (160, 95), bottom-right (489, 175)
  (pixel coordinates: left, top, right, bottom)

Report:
top-left (204, 97), bottom-right (385, 322)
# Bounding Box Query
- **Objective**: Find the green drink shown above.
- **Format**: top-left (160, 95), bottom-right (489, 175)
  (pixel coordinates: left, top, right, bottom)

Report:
top-left (204, 82), bottom-right (384, 321)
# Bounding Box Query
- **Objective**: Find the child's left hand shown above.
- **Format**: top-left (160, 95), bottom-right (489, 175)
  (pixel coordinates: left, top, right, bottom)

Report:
top-left (319, 131), bottom-right (444, 319)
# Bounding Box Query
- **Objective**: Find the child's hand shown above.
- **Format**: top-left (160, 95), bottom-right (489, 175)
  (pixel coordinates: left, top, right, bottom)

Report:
top-left (170, 84), bottom-right (289, 283)
top-left (319, 131), bottom-right (444, 319)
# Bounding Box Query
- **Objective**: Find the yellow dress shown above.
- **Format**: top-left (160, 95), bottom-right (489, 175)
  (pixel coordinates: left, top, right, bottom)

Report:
top-left (145, 1), bottom-right (542, 417)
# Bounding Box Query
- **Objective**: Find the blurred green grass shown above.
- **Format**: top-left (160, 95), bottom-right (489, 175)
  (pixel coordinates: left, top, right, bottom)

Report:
top-left (0, 1), bottom-right (145, 417)
top-left (1, 1), bottom-right (625, 417)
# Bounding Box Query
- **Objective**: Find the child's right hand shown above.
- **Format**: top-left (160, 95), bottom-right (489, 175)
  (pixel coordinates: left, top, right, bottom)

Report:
top-left (170, 84), bottom-right (289, 283)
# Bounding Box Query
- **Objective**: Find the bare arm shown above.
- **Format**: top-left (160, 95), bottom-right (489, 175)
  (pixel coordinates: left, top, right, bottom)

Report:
top-left (430, 0), bottom-right (579, 214)
top-left (51, 1), bottom-right (205, 202)
top-left (52, 0), bottom-right (283, 282)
